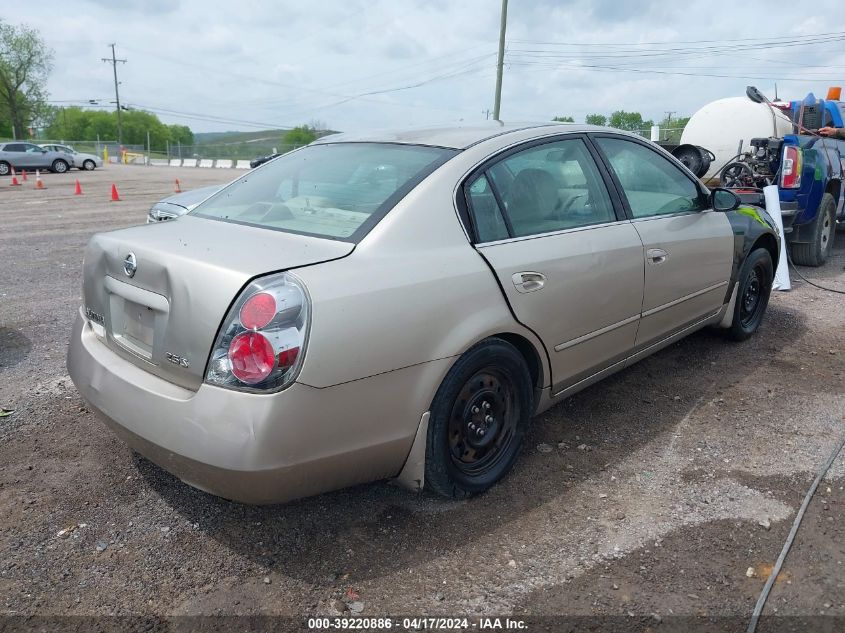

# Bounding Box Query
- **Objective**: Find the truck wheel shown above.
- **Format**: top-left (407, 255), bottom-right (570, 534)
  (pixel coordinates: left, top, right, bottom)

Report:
top-left (791, 193), bottom-right (836, 267)
top-left (726, 248), bottom-right (773, 341)
top-left (424, 338), bottom-right (533, 499)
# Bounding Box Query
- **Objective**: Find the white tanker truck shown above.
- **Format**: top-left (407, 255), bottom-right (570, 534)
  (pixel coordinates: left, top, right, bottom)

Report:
top-left (680, 96), bottom-right (794, 182)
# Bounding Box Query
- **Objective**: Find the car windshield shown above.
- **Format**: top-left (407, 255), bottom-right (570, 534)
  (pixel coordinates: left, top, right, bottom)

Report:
top-left (191, 142), bottom-right (456, 241)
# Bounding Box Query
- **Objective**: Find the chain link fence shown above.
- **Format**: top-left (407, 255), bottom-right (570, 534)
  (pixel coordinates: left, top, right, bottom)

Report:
top-left (163, 142), bottom-right (304, 161)
top-left (5, 138), bottom-right (306, 166)
top-left (631, 127), bottom-right (686, 143)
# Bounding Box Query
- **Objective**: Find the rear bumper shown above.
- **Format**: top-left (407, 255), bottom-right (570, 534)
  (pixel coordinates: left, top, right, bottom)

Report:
top-left (779, 201), bottom-right (798, 232)
top-left (67, 309), bottom-right (447, 504)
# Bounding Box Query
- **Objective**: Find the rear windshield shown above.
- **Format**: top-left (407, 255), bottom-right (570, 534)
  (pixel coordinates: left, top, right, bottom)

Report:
top-left (191, 142), bottom-right (456, 242)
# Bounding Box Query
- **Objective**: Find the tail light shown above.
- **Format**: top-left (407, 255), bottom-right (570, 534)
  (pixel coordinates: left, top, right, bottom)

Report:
top-left (205, 272), bottom-right (309, 392)
top-left (780, 146), bottom-right (802, 189)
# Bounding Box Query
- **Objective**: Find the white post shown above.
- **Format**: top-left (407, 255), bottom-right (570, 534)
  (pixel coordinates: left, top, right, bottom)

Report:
top-left (763, 185), bottom-right (791, 291)
top-left (650, 125), bottom-right (660, 142)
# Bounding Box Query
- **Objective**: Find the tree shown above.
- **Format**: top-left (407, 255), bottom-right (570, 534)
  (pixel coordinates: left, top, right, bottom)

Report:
top-left (168, 124), bottom-right (193, 145)
top-left (658, 115), bottom-right (690, 130)
top-left (655, 115), bottom-right (690, 143)
top-left (585, 113), bottom-right (607, 126)
top-left (283, 125), bottom-right (317, 147)
top-left (42, 106), bottom-right (196, 149)
top-left (0, 21), bottom-right (53, 139)
top-left (608, 110), bottom-right (653, 132)
top-left (83, 110), bottom-right (117, 140)
top-left (552, 115), bottom-right (574, 122)
top-left (119, 109), bottom-right (171, 147)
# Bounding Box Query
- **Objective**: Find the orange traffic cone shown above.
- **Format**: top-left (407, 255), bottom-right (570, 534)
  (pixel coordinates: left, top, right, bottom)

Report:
top-left (35, 170), bottom-right (45, 189)
top-left (10, 167), bottom-right (20, 186)
top-left (110, 184), bottom-right (121, 201)
top-left (21, 169), bottom-right (27, 182)
top-left (174, 178), bottom-right (182, 193)
top-left (74, 179), bottom-right (83, 195)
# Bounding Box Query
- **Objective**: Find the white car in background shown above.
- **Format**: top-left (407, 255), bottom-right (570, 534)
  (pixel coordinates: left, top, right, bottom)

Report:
top-left (40, 144), bottom-right (104, 171)
top-left (147, 185), bottom-right (222, 223)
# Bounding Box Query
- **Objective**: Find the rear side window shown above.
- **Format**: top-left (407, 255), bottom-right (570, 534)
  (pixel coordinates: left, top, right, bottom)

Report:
top-left (594, 137), bottom-right (706, 218)
top-left (466, 174), bottom-right (509, 242)
top-left (192, 143), bottom-right (456, 242)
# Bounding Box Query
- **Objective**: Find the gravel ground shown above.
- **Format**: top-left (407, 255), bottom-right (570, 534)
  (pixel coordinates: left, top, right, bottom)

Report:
top-left (0, 166), bottom-right (844, 632)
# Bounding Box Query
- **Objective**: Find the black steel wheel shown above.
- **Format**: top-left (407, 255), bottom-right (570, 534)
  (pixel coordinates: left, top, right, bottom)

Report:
top-left (425, 338), bottom-right (533, 498)
top-left (727, 248), bottom-right (773, 341)
top-left (446, 368), bottom-right (517, 477)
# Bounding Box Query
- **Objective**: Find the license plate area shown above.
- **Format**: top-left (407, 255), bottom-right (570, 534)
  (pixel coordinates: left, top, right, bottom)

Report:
top-left (104, 276), bottom-right (169, 362)
top-left (113, 299), bottom-right (155, 359)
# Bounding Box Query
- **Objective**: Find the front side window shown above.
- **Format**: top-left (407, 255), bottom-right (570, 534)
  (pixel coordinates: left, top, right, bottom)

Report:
top-left (23, 144), bottom-right (42, 153)
top-left (192, 143), bottom-right (456, 242)
top-left (594, 137), bottom-right (706, 218)
top-left (481, 138), bottom-right (616, 239)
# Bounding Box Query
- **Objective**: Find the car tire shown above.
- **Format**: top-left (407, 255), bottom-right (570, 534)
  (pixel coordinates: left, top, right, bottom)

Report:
top-left (726, 248), bottom-right (774, 342)
top-left (82, 159), bottom-right (96, 171)
top-left (791, 193), bottom-right (836, 267)
top-left (51, 159), bottom-right (69, 174)
top-left (424, 338), bottom-right (533, 499)
top-left (0, 161), bottom-right (9, 176)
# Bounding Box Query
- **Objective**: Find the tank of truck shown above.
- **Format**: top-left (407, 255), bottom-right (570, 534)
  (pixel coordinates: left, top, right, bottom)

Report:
top-left (680, 97), bottom-right (793, 181)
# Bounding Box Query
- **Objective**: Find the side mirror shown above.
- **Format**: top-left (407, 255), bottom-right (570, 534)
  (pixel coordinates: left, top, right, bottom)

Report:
top-left (712, 187), bottom-right (741, 212)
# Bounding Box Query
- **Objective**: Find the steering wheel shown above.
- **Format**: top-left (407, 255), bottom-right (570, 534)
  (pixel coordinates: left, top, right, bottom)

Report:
top-left (561, 193), bottom-right (588, 214)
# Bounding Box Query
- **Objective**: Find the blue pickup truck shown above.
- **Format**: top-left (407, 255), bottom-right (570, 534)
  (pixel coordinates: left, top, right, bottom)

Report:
top-left (720, 90), bottom-right (844, 266)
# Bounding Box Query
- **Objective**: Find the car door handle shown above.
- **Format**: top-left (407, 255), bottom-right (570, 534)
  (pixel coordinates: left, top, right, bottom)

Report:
top-left (647, 248), bottom-right (668, 265)
top-left (512, 272), bottom-right (546, 293)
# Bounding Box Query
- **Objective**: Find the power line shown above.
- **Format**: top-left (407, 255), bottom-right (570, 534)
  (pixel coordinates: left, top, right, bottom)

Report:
top-left (101, 44), bottom-right (127, 143)
top-left (503, 58), bottom-right (845, 82)
top-left (122, 44), bottom-right (495, 114)
top-left (127, 61), bottom-right (496, 128)
top-left (505, 33), bottom-right (845, 62)
top-left (507, 30), bottom-right (845, 47)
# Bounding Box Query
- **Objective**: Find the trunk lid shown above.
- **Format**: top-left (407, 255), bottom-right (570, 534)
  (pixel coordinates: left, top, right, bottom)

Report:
top-left (82, 215), bottom-right (353, 390)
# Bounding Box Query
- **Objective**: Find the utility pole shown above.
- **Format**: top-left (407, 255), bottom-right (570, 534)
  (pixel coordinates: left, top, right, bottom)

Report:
top-left (492, 0), bottom-right (508, 121)
top-left (664, 111), bottom-right (675, 125)
top-left (102, 44), bottom-right (127, 143)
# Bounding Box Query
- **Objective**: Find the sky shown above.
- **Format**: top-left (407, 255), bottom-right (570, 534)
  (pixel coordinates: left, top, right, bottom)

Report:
top-left (5, 0), bottom-right (845, 134)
